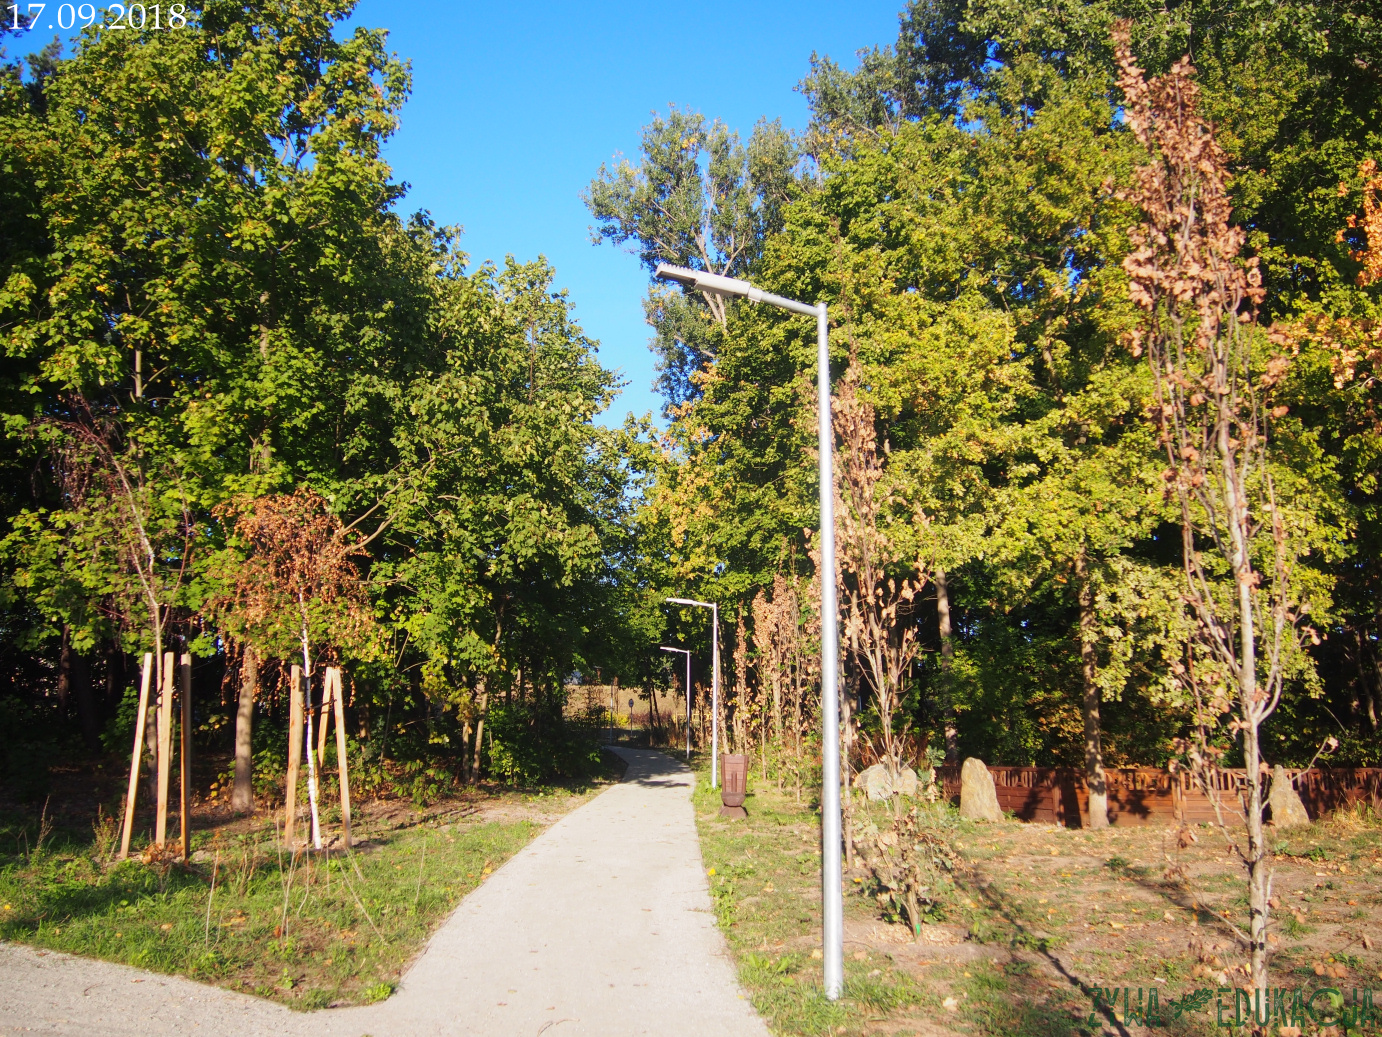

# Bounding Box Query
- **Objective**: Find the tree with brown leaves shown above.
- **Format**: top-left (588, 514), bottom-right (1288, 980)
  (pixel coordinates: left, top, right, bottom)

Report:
top-left (833, 358), bottom-right (927, 788)
top-left (211, 489), bottom-right (373, 847)
top-left (1115, 23), bottom-right (1309, 996)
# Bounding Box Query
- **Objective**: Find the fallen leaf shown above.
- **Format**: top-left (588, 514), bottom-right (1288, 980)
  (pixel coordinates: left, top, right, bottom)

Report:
top-left (943, 997), bottom-right (960, 1012)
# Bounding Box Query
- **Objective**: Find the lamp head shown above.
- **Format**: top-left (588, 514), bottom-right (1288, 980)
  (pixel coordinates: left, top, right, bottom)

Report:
top-left (655, 263), bottom-right (755, 302)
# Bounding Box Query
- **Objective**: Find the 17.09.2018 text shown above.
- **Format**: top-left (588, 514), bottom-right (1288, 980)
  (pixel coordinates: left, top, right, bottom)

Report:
top-left (6, 3), bottom-right (187, 31)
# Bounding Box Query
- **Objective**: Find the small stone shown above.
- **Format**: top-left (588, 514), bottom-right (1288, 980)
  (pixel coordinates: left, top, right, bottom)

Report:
top-left (1267, 765), bottom-right (1310, 828)
top-left (959, 758), bottom-right (1003, 821)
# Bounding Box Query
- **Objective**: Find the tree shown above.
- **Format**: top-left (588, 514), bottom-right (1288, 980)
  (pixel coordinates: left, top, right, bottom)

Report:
top-left (1114, 26), bottom-right (1319, 994)
top-left (585, 108), bottom-right (800, 410)
top-left (833, 357), bottom-right (926, 784)
top-left (1, 2), bottom-right (646, 798)
top-left (211, 488), bottom-right (374, 830)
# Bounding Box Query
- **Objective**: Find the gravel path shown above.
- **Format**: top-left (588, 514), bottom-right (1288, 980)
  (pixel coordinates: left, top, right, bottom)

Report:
top-left (0, 748), bottom-right (769, 1037)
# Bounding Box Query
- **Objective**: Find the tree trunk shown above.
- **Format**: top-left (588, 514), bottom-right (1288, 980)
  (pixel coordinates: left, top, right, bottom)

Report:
top-left (56, 625), bottom-right (73, 709)
top-left (842, 670), bottom-right (856, 870)
top-left (935, 567), bottom-right (958, 763)
top-left (472, 679), bottom-right (489, 781)
top-left (1359, 626), bottom-right (1381, 732)
top-left (232, 645), bottom-right (258, 813)
top-left (59, 629), bottom-right (99, 753)
top-left (104, 642), bottom-right (123, 716)
top-left (1243, 720), bottom-right (1271, 996)
top-left (772, 653), bottom-right (782, 744)
top-left (1075, 547), bottom-right (1108, 829)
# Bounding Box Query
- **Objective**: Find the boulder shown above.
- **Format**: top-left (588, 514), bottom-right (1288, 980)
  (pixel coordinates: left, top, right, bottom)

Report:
top-left (959, 757), bottom-right (1003, 821)
top-left (895, 766), bottom-right (920, 798)
top-left (1267, 765), bottom-right (1311, 828)
top-left (856, 763), bottom-right (893, 801)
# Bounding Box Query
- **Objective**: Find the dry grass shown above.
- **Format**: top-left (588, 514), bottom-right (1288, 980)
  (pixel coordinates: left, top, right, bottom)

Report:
top-left (695, 765), bottom-right (1382, 1037)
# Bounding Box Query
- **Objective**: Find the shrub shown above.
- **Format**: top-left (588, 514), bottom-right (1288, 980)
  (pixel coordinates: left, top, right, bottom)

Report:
top-left (486, 702), bottom-right (603, 784)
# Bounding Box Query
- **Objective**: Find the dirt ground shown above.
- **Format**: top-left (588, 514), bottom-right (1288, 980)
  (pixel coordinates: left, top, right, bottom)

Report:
top-left (866, 810), bottom-right (1380, 1035)
top-left (696, 774), bottom-right (1382, 1037)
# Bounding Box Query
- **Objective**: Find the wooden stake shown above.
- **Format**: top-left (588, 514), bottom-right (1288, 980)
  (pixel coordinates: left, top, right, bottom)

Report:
top-left (118, 653), bottom-right (154, 860)
top-left (329, 667), bottom-right (353, 846)
top-left (179, 652), bottom-right (192, 861)
top-left (285, 664), bottom-right (304, 849)
top-left (317, 668), bottom-right (333, 770)
top-left (155, 652), bottom-right (174, 847)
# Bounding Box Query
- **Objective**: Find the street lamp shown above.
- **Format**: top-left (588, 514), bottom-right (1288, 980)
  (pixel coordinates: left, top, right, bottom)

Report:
top-left (665, 596), bottom-right (719, 788)
top-left (656, 262), bottom-right (843, 1001)
top-left (660, 646), bottom-right (693, 760)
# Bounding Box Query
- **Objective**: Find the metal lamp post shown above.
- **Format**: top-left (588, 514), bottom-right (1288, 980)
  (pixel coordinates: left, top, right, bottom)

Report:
top-left (665, 596), bottom-right (719, 788)
top-left (660, 645), bottom-right (693, 760)
top-left (654, 262), bottom-right (842, 1001)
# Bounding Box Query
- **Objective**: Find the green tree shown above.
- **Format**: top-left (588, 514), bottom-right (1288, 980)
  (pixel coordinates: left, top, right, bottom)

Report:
top-left (585, 108), bottom-right (801, 411)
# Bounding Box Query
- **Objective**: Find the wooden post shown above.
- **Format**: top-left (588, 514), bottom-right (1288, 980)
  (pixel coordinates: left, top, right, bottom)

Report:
top-left (179, 652), bottom-right (192, 861)
top-left (317, 669), bottom-right (333, 770)
top-left (155, 652), bottom-right (174, 846)
top-left (118, 653), bottom-right (154, 859)
top-left (329, 668), bottom-right (353, 846)
top-left (285, 664), bottom-right (304, 849)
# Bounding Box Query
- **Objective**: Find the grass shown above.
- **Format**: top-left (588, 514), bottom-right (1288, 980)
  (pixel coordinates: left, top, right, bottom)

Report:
top-left (688, 756), bottom-right (1382, 1037)
top-left (692, 767), bottom-right (936, 1036)
top-left (0, 769), bottom-right (619, 1009)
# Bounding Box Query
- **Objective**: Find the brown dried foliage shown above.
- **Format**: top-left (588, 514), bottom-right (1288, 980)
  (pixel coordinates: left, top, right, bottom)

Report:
top-left (1338, 159), bottom-right (1382, 288)
top-left (212, 488), bottom-right (372, 657)
top-left (750, 572), bottom-right (814, 792)
top-left (1115, 22), bottom-right (1305, 994)
top-left (850, 806), bottom-right (963, 936)
top-left (832, 357), bottom-right (927, 780)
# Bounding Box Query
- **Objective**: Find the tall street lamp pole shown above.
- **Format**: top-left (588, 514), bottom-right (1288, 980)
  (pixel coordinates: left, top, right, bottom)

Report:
top-left (654, 263), bottom-right (842, 1001)
top-left (659, 646), bottom-right (693, 760)
top-left (665, 596), bottom-right (719, 788)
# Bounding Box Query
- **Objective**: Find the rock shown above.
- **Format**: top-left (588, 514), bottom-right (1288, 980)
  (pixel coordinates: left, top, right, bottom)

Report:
top-left (1267, 765), bottom-right (1311, 828)
top-left (895, 767), bottom-right (919, 798)
top-left (856, 763), bottom-right (893, 801)
top-left (959, 757), bottom-right (1003, 821)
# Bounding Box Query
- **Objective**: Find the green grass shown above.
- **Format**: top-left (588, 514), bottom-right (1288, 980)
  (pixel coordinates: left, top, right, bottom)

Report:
top-left (0, 813), bottom-right (537, 1009)
top-left (690, 764), bottom-right (937, 1036)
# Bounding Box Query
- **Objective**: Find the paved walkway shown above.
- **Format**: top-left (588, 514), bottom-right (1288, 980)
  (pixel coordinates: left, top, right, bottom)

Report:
top-left (0, 748), bottom-right (769, 1037)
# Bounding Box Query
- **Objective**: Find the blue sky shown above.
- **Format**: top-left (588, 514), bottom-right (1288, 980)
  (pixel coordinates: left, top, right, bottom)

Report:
top-left (344, 0), bottom-right (904, 425)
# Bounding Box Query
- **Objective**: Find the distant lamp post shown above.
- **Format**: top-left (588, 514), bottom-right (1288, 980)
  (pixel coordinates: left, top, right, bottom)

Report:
top-left (655, 262), bottom-right (843, 1001)
top-left (666, 596), bottom-right (720, 788)
top-left (660, 646), bottom-right (693, 760)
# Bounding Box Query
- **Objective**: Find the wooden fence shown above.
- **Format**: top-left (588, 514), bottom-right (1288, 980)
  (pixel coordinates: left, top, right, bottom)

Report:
top-left (934, 764), bottom-right (1382, 828)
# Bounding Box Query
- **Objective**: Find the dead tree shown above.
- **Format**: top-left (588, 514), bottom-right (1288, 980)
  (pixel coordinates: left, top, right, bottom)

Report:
top-left (1115, 25), bottom-right (1311, 996)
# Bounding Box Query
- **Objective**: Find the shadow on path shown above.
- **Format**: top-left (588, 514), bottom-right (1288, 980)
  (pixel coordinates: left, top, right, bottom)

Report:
top-left (610, 746), bottom-right (693, 788)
